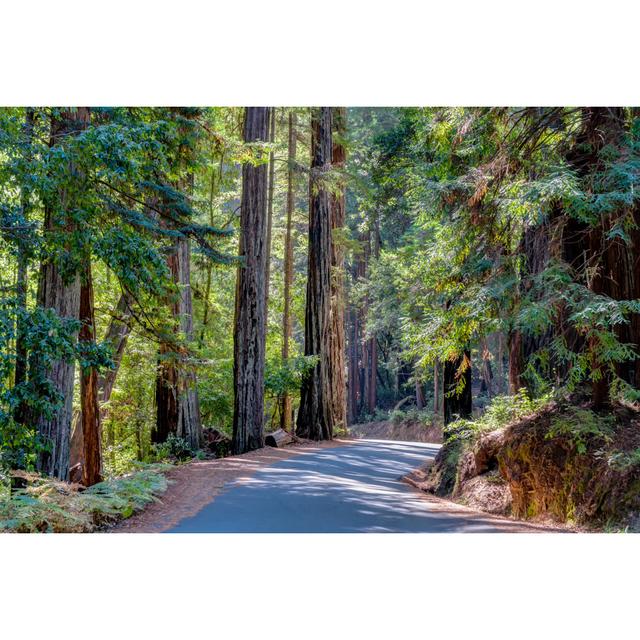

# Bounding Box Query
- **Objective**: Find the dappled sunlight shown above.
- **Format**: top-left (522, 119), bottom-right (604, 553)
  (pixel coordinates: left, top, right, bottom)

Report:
top-left (169, 440), bottom-right (537, 533)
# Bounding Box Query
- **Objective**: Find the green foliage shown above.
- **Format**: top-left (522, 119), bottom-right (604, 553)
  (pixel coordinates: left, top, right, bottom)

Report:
top-left (151, 434), bottom-right (197, 462)
top-left (608, 447), bottom-right (640, 471)
top-left (0, 463), bottom-right (170, 532)
top-left (0, 418), bottom-right (40, 472)
top-left (546, 408), bottom-right (614, 454)
top-left (445, 389), bottom-right (553, 444)
top-left (264, 355), bottom-right (319, 399)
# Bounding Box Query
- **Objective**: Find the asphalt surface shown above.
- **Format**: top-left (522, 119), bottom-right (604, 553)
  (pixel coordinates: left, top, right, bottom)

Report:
top-left (167, 440), bottom-right (520, 533)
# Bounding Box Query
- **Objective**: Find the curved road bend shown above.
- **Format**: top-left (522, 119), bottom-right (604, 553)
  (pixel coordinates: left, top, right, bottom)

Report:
top-left (167, 439), bottom-right (542, 533)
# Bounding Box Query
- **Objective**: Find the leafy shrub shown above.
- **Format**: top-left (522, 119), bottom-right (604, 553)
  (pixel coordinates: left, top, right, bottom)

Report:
top-left (546, 408), bottom-right (614, 454)
top-left (264, 355), bottom-right (319, 399)
top-left (608, 447), bottom-right (640, 470)
top-left (0, 463), bottom-right (170, 533)
top-left (0, 418), bottom-right (41, 473)
top-left (444, 389), bottom-right (553, 444)
top-left (151, 434), bottom-right (196, 462)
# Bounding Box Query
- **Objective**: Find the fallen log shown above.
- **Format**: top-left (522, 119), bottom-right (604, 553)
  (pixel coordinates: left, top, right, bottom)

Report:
top-left (265, 429), bottom-right (293, 448)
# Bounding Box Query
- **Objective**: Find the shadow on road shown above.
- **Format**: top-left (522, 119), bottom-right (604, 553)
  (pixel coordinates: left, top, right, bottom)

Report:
top-left (168, 440), bottom-right (547, 533)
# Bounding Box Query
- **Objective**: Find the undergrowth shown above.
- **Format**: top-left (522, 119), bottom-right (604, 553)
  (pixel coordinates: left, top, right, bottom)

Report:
top-left (444, 388), bottom-right (553, 445)
top-left (0, 463), bottom-right (171, 533)
top-left (546, 407), bottom-right (614, 454)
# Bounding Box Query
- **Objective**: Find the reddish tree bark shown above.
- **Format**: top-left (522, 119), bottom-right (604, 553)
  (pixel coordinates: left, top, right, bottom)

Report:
top-left (265, 107), bottom-right (276, 308)
top-left (233, 107), bottom-right (271, 453)
top-left (329, 107), bottom-right (348, 432)
top-left (79, 262), bottom-right (102, 486)
top-left (281, 111), bottom-right (297, 432)
top-left (296, 107), bottom-right (335, 440)
top-left (35, 107), bottom-right (90, 480)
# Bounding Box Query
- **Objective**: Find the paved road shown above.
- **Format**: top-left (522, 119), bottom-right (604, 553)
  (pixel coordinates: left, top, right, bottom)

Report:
top-left (167, 440), bottom-right (530, 533)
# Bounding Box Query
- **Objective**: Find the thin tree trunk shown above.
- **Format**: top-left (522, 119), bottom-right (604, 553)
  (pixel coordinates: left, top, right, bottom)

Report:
top-left (360, 231), bottom-right (371, 416)
top-left (496, 332), bottom-right (505, 394)
top-left (508, 329), bottom-right (523, 394)
top-left (366, 217), bottom-right (380, 414)
top-left (480, 338), bottom-right (494, 398)
top-left (329, 107), bottom-right (347, 432)
top-left (415, 377), bottom-right (425, 410)
top-left (265, 108), bottom-right (276, 308)
top-left (281, 111), bottom-right (296, 432)
top-left (296, 107), bottom-right (334, 440)
top-left (70, 290), bottom-right (133, 471)
top-left (232, 107), bottom-right (271, 454)
top-left (200, 154), bottom-right (224, 344)
top-left (98, 291), bottom-right (134, 410)
top-left (35, 107), bottom-right (90, 480)
top-left (79, 261), bottom-right (102, 486)
top-left (347, 298), bottom-right (360, 424)
top-left (433, 358), bottom-right (441, 416)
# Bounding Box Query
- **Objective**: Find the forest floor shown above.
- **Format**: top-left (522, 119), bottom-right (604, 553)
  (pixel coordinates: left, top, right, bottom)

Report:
top-left (112, 439), bottom-right (346, 533)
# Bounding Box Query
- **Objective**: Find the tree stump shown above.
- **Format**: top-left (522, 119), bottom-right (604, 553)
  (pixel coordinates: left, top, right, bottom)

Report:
top-left (265, 429), bottom-right (293, 448)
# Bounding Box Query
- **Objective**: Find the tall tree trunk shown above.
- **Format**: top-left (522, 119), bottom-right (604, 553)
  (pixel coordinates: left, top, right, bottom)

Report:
top-left (329, 107), bottom-right (347, 432)
top-left (366, 217), bottom-right (380, 414)
top-left (443, 350), bottom-right (472, 425)
top-left (367, 335), bottom-right (378, 414)
top-left (433, 359), bottom-right (441, 415)
top-left (14, 108), bottom-right (35, 399)
top-left (154, 110), bottom-right (202, 449)
top-left (347, 297), bottom-right (360, 424)
top-left (35, 107), bottom-right (90, 480)
top-left (232, 107), bottom-right (271, 454)
top-left (296, 107), bottom-right (334, 440)
top-left (359, 230), bottom-right (372, 416)
top-left (79, 261), bottom-right (102, 486)
top-left (200, 154), bottom-right (224, 344)
top-left (280, 111), bottom-right (297, 432)
top-left (265, 108), bottom-right (276, 308)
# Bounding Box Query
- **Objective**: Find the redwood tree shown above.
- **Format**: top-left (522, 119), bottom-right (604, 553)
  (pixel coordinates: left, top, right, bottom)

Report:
top-left (281, 111), bottom-right (297, 432)
top-left (296, 107), bottom-right (335, 440)
top-left (79, 261), bottom-right (102, 486)
top-left (329, 107), bottom-right (348, 432)
top-left (35, 107), bottom-right (90, 480)
top-left (154, 109), bottom-right (202, 449)
top-left (232, 107), bottom-right (271, 454)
